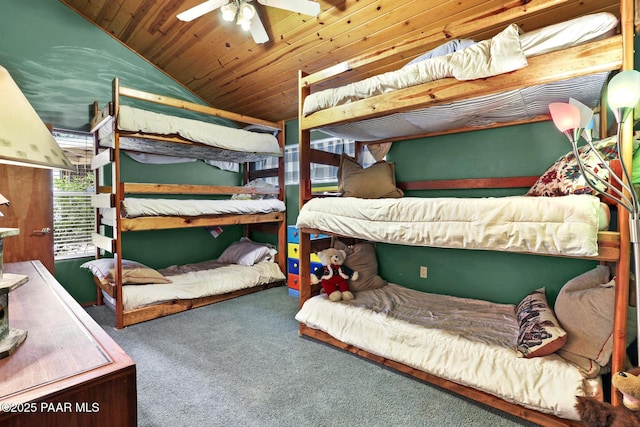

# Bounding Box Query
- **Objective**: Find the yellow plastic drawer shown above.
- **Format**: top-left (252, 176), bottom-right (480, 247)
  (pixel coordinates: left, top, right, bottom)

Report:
top-left (287, 243), bottom-right (320, 262)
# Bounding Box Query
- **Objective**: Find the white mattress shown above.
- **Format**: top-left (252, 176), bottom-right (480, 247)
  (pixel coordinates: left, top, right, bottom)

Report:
top-left (303, 12), bottom-right (618, 141)
top-left (97, 106), bottom-right (282, 156)
top-left (122, 260), bottom-right (285, 311)
top-left (295, 195), bottom-right (605, 257)
top-left (101, 197), bottom-right (286, 220)
top-left (295, 283), bottom-right (599, 420)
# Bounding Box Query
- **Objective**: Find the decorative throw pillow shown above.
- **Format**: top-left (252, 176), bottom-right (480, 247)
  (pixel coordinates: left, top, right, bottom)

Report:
top-left (332, 240), bottom-right (387, 291)
top-left (527, 133), bottom-right (640, 197)
top-left (218, 237), bottom-right (277, 266)
top-left (338, 153), bottom-right (404, 199)
top-left (554, 265), bottom-right (615, 369)
top-left (80, 258), bottom-right (172, 285)
top-left (515, 287), bottom-right (567, 358)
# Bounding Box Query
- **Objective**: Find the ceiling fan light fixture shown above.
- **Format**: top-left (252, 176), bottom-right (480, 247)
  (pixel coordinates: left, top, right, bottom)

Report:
top-left (221, 3), bottom-right (238, 21)
top-left (236, 3), bottom-right (256, 31)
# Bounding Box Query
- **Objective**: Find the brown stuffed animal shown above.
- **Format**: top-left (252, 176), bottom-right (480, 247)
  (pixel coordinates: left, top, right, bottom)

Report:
top-left (576, 367), bottom-right (640, 427)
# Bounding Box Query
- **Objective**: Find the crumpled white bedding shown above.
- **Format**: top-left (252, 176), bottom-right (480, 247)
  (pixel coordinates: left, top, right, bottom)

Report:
top-left (295, 283), bottom-right (598, 420)
top-left (111, 197), bottom-right (286, 219)
top-left (303, 24), bottom-right (526, 116)
top-left (295, 195), bottom-right (604, 257)
top-left (100, 105), bottom-right (282, 156)
top-left (122, 259), bottom-right (285, 311)
top-left (302, 13), bottom-right (618, 117)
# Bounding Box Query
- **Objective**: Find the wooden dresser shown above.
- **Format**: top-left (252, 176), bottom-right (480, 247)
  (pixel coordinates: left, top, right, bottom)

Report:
top-left (0, 261), bottom-right (136, 427)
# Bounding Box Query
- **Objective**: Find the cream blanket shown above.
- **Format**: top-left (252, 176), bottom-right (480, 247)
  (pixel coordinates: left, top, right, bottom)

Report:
top-left (296, 284), bottom-right (594, 420)
top-left (119, 197), bottom-right (285, 218)
top-left (116, 105), bottom-right (282, 156)
top-left (302, 24), bottom-right (527, 116)
top-left (295, 195), bottom-right (602, 257)
top-left (123, 260), bottom-right (285, 311)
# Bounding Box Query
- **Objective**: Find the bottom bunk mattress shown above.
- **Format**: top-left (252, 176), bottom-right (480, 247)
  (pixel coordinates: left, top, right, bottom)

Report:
top-left (295, 195), bottom-right (608, 257)
top-left (121, 260), bottom-right (285, 311)
top-left (295, 283), bottom-right (599, 420)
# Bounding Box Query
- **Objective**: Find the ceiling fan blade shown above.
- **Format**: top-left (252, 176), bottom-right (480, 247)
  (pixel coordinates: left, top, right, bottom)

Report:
top-left (256, 0), bottom-right (321, 16)
top-left (250, 15), bottom-right (269, 44)
top-left (177, 0), bottom-right (229, 22)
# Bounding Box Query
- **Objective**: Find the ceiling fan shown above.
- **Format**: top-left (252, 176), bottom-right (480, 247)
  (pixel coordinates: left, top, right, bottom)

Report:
top-left (177, 0), bottom-right (321, 44)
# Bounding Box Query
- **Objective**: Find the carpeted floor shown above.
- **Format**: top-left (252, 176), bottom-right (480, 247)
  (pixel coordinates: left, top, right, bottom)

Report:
top-left (85, 286), bottom-right (537, 427)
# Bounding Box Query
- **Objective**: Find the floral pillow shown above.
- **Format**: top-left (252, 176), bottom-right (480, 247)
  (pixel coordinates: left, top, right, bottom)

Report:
top-left (527, 136), bottom-right (620, 197)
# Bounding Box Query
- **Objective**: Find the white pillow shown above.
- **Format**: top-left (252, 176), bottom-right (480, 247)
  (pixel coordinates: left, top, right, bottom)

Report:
top-left (218, 237), bottom-right (277, 266)
top-left (231, 179), bottom-right (278, 200)
top-left (520, 12), bottom-right (618, 57)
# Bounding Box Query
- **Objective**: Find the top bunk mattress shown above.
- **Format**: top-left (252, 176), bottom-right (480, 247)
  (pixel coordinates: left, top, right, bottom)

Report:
top-left (295, 195), bottom-right (607, 257)
top-left (302, 12), bottom-right (618, 140)
top-left (97, 106), bottom-right (282, 160)
top-left (102, 197), bottom-right (286, 220)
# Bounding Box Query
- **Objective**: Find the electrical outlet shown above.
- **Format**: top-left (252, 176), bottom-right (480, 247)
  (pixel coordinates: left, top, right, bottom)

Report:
top-left (419, 266), bottom-right (428, 278)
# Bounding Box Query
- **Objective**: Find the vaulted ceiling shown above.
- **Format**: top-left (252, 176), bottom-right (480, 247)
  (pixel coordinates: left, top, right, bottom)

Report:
top-left (59, 0), bottom-right (620, 123)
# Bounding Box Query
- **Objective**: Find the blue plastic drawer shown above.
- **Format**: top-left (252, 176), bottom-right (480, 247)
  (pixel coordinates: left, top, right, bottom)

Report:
top-left (287, 226), bottom-right (301, 243)
top-left (288, 258), bottom-right (300, 275)
top-left (287, 226), bottom-right (329, 244)
top-left (288, 258), bottom-right (323, 276)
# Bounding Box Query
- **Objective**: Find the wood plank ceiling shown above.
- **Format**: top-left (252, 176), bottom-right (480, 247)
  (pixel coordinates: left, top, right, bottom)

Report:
top-left (59, 0), bottom-right (620, 123)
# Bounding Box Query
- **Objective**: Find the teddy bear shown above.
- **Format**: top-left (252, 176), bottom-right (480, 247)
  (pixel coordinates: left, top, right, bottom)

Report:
top-left (575, 367), bottom-right (640, 427)
top-left (311, 248), bottom-right (358, 302)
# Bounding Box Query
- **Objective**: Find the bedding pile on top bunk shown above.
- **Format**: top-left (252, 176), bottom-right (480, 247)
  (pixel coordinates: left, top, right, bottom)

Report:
top-left (302, 12), bottom-right (619, 141)
top-left (295, 282), bottom-right (603, 420)
top-left (296, 194), bottom-right (607, 257)
top-left (96, 105), bottom-right (282, 158)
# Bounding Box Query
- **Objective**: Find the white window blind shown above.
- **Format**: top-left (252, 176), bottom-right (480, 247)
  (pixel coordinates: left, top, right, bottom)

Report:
top-left (52, 129), bottom-right (95, 259)
top-left (53, 190), bottom-right (95, 259)
top-left (245, 136), bottom-right (376, 186)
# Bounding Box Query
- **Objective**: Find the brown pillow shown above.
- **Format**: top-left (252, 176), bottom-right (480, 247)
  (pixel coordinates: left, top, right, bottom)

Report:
top-left (554, 266), bottom-right (615, 369)
top-left (338, 153), bottom-right (403, 199)
top-left (333, 240), bottom-right (387, 291)
top-left (81, 258), bottom-right (172, 285)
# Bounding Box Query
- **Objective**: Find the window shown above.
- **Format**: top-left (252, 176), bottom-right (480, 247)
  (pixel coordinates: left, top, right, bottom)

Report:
top-left (52, 130), bottom-right (95, 259)
top-left (254, 136), bottom-right (375, 186)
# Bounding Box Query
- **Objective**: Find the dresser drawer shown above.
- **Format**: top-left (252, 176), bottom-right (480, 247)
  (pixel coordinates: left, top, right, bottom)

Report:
top-left (287, 273), bottom-right (300, 290)
top-left (288, 258), bottom-right (322, 275)
top-left (287, 243), bottom-right (321, 263)
top-left (287, 225), bottom-right (329, 244)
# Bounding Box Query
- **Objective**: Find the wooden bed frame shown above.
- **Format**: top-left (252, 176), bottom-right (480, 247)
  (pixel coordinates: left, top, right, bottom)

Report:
top-left (89, 78), bottom-right (286, 329)
top-left (296, 0), bottom-right (636, 425)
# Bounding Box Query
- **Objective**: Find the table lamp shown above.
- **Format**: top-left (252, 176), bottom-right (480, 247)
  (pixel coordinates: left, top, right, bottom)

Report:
top-left (548, 70), bottom-right (640, 359)
top-left (0, 65), bottom-right (73, 358)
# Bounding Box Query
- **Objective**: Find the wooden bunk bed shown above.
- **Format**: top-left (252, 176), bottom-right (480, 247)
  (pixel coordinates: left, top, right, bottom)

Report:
top-left (88, 78), bottom-right (287, 329)
top-left (295, 0), bottom-right (636, 425)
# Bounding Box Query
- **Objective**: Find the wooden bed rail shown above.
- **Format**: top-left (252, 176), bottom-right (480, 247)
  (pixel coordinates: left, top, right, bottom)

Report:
top-left (115, 79), bottom-right (281, 131)
top-left (300, 36), bottom-right (622, 131)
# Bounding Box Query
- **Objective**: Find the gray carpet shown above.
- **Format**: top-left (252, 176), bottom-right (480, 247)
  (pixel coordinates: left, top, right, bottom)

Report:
top-left (85, 286), bottom-right (537, 427)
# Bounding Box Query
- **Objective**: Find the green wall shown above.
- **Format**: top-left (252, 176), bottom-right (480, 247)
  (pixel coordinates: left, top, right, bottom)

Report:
top-left (0, 0), bottom-right (256, 304)
top-left (381, 122), bottom-right (601, 305)
top-left (0, 0), bottom-right (631, 307)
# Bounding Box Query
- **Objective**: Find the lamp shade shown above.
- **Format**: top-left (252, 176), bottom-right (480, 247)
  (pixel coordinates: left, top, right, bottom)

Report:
top-left (608, 70), bottom-right (640, 110)
top-left (548, 102), bottom-right (581, 133)
top-left (0, 66), bottom-right (73, 171)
